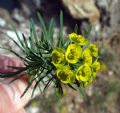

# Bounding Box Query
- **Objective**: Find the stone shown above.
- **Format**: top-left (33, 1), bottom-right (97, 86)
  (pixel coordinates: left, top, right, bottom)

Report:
top-left (18, 0), bottom-right (43, 17)
top-left (0, 8), bottom-right (16, 28)
top-left (61, 0), bottom-right (100, 24)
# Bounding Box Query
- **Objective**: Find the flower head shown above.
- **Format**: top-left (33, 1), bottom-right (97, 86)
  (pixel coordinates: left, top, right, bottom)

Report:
top-left (91, 60), bottom-right (100, 77)
top-left (65, 44), bottom-right (82, 64)
top-left (56, 66), bottom-right (75, 84)
top-left (89, 43), bottom-right (98, 57)
top-left (52, 48), bottom-right (65, 67)
top-left (81, 78), bottom-right (93, 87)
top-left (69, 33), bottom-right (88, 46)
top-left (76, 64), bottom-right (92, 82)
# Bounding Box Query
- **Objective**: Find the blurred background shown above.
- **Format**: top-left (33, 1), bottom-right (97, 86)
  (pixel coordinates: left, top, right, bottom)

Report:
top-left (0, 0), bottom-right (120, 113)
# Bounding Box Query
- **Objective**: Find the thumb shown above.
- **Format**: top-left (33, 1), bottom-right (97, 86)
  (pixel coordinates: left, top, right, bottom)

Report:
top-left (0, 79), bottom-right (31, 113)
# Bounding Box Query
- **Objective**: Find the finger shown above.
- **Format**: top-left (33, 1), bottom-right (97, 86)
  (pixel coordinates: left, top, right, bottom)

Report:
top-left (0, 55), bottom-right (24, 73)
top-left (14, 109), bottom-right (26, 113)
top-left (0, 55), bottom-right (29, 82)
top-left (0, 79), bottom-right (31, 113)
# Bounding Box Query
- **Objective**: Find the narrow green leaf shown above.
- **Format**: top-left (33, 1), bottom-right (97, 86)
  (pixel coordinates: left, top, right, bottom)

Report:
top-left (74, 24), bottom-right (78, 33)
top-left (22, 34), bottom-right (30, 52)
top-left (85, 25), bottom-right (92, 40)
top-left (37, 13), bottom-right (47, 40)
top-left (9, 73), bottom-right (27, 83)
top-left (29, 28), bottom-right (35, 51)
top-left (21, 70), bottom-right (41, 98)
top-left (55, 79), bottom-right (63, 96)
top-left (43, 77), bottom-right (53, 92)
top-left (48, 18), bottom-right (54, 47)
top-left (0, 66), bottom-right (29, 78)
top-left (5, 33), bottom-right (25, 53)
top-left (12, 26), bottom-right (25, 49)
top-left (75, 79), bottom-right (80, 87)
top-left (0, 47), bottom-right (27, 62)
top-left (21, 81), bottom-right (33, 97)
top-left (31, 73), bottom-right (47, 97)
top-left (7, 66), bottom-right (24, 70)
top-left (79, 87), bottom-right (88, 102)
top-left (30, 19), bottom-right (38, 44)
top-left (67, 84), bottom-right (77, 91)
top-left (58, 11), bottom-right (63, 47)
top-left (30, 19), bottom-right (40, 53)
top-left (83, 25), bottom-right (92, 48)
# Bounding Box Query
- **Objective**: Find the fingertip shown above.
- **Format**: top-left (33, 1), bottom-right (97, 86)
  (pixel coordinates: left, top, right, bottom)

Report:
top-left (14, 109), bottom-right (26, 113)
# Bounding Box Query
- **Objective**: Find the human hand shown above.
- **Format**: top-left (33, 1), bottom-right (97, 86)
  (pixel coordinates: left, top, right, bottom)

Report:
top-left (0, 56), bottom-right (31, 113)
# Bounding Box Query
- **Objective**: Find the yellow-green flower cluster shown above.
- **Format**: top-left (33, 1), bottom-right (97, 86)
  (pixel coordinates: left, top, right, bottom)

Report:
top-left (51, 33), bottom-right (100, 86)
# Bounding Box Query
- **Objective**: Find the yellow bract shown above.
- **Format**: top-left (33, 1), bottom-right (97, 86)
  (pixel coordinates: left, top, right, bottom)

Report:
top-left (76, 64), bottom-right (92, 82)
top-left (83, 48), bottom-right (91, 56)
top-left (65, 44), bottom-right (82, 64)
top-left (56, 66), bottom-right (75, 84)
top-left (52, 48), bottom-right (65, 67)
top-left (82, 48), bottom-right (92, 65)
top-left (100, 63), bottom-right (107, 71)
top-left (82, 78), bottom-right (93, 87)
top-left (89, 43), bottom-right (98, 57)
top-left (84, 55), bottom-right (92, 66)
top-left (91, 60), bottom-right (100, 77)
top-left (91, 60), bottom-right (100, 73)
top-left (69, 33), bottom-right (88, 46)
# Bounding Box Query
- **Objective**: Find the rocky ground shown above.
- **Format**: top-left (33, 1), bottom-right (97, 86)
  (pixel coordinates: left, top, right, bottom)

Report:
top-left (0, 0), bottom-right (120, 113)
